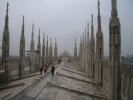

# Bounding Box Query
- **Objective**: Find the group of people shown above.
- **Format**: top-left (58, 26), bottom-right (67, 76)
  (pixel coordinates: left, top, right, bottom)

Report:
top-left (40, 64), bottom-right (55, 76)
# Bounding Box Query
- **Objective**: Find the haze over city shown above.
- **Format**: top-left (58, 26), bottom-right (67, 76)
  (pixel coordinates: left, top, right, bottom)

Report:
top-left (0, 0), bottom-right (133, 56)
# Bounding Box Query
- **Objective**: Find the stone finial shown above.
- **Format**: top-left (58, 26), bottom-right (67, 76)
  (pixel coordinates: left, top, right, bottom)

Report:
top-left (75, 38), bottom-right (76, 46)
top-left (83, 32), bottom-right (85, 43)
top-left (7, 2), bottom-right (9, 13)
top-left (23, 15), bottom-right (24, 24)
top-left (87, 23), bottom-right (89, 41)
top-left (97, 0), bottom-right (101, 30)
top-left (87, 23), bottom-right (89, 30)
top-left (98, 0), bottom-right (100, 13)
top-left (21, 15), bottom-right (25, 35)
top-left (32, 24), bottom-right (34, 32)
top-left (31, 24), bottom-right (34, 43)
top-left (50, 38), bottom-right (52, 45)
top-left (39, 28), bottom-right (40, 35)
top-left (43, 32), bottom-right (45, 37)
top-left (91, 14), bottom-right (94, 38)
top-left (55, 38), bottom-right (57, 43)
top-left (111, 0), bottom-right (118, 17)
top-left (43, 32), bottom-right (45, 44)
top-left (91, 14), bottom-right (93, 26)
top-left (85, 28), bottom-right (86, 43)
top-left (43, 32), bottom-right (45, 40)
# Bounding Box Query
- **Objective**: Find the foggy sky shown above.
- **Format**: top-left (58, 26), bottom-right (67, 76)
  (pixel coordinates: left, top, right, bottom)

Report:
top-left (0, 0), bottom-right (133, 56)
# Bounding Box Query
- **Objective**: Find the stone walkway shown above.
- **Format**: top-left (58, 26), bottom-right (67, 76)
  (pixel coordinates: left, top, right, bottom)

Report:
top-left (0, 63), bottom-right (62, 100)
top-left (19, 63), bottom-right (63, 100)
top-left (0, 62), bottom-right (108, 100)
top-left (35, 62), bottom-right (108, 100)
top-left (0, 73), bottom-right (40, 100)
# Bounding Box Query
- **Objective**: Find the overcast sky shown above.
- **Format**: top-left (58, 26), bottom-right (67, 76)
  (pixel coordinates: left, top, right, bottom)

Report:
top-left (0, 0), bottom-right (133, 56)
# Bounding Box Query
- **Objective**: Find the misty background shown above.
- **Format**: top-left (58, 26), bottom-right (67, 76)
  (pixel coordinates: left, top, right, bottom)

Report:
top-left (0, 0), bottom-right (133, 56)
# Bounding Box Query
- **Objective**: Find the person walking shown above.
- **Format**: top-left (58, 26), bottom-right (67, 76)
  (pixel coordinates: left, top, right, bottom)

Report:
top-left (40, 67), bottom-right (43, 75)
top-left (44, 64), bottom-right (47, 73)
top-left (51, 65), bottom-right (55, 76)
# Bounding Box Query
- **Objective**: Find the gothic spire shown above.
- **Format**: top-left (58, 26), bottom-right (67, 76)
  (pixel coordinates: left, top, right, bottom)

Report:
top-left (109, 0), bottom-right (121, 99)
top-left (91, 14), bottom-right (94, 39)
top-left (43, 32), bottom-right (45, 46)
top-left (37, 28), bottom-right (41, 52)
top-left (46, 35), bottom-right (49, 64)
top-left (30, 24), bottom-right (34, 52)
top-left (85, 28), bottom-right (86, 43)
top-left (87, 23), bottom-right (89, 42)
top-left (54, 38), bottom-right (57, 61)
top-left (7, 2), bottom-right (9, 12)
top-left (97, 0), bottom-right (101, 30)
top-left (83, 32), bottom-right (84, 43)
top-left (55, 38), bottom-right (57, 46)
top-left (74, 37), bottom-right (77, 61)
top-left (75, 38), bottom-right (77, 46)
top-left (4, 2), bottom-right (9, 34)
top-left (32, 24), bottom-right (34, 41)
top-left (42, 33), bottom-right (45, 67)
top-left (21, 16), bottom-right (24, 37)
top-left (20, 16), bottom-right (25, 44)
top-left (42, 32), bottom-right (45, 53)
top-left (89, 14), bottom-right (95, 78)
top-left (19, 15), bottom-right (25, 77)
top-left (47, 35), bottom-right (48, 50)
top-left (50, 38), bottom-right (52, 47)
top-left (111, 0), bottom-right (118, 17)
top-left (1, 2), bottom-right (10, 82)
top-left (30, 24), bottom-right (35, 72)
top-left (49, 38), bottom-right (53, 64)
top-left (47, 35), bottom-right (48, 46)
top-left (38, 29), bottom-right (40, 43)
top-left (37, 29), bottom-right (41, 68)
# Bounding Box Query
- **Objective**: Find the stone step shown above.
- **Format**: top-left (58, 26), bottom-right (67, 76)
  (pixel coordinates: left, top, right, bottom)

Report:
top-left (0, 82), bottom-right (25, 91)
top-left (56, 72), bottom-right (94, 84)
top-left (47, 81), bottom-right (107, 100)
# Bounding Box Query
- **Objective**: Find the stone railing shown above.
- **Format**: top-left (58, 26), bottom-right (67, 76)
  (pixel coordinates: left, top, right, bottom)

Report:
top-left (121, 64), bottom-right (133, 100)
top-left (103, 62), bottom-right (133, 100)
top-left (0, 57), bottom-right (31, 83)
top-left (0, 64), bottom-right (5, 84)
top-left (103, 61), bottom-right (109, 89)
top-left (9, 58), bottom-right (30, 80)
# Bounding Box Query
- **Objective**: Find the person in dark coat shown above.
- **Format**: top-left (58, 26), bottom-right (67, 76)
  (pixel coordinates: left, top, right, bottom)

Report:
top-left (44, 66), bottom-right (47, 73)
top-left (51, 65), bottom-right (55, 76)
top-left (40, 67), bottom-right (43, 75)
